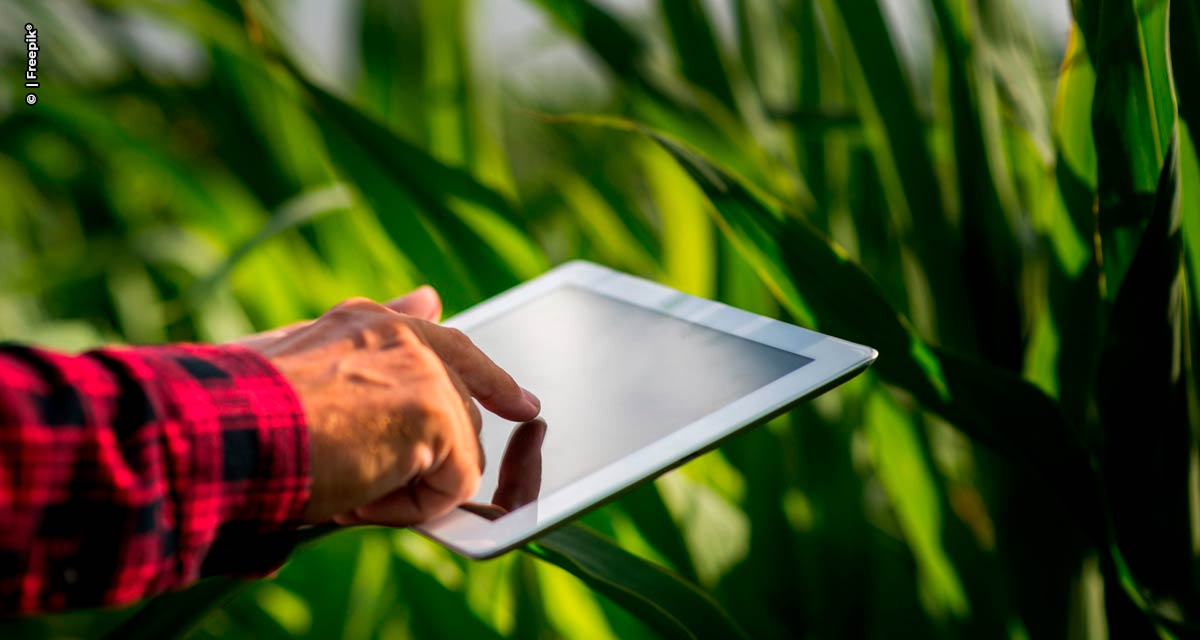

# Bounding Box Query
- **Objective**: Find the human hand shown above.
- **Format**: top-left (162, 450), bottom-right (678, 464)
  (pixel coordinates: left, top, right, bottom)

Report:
top-left (240, 288), bottom-right (540, 526)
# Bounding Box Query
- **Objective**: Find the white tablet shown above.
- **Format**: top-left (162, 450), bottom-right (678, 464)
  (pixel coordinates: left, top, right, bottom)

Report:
top-left (417, 261), bottom-right (876, 558)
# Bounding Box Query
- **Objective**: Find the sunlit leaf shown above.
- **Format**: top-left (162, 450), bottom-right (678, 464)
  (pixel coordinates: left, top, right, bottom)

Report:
top-left (286, 71), bottom-right (545, 309)
top-left (1083, 0), bottom-right (1176, 299)
top-left (545, 114), bottom-right (1107, 543)
top-left (528, 525), bottom-right (751, 640)
top-left (864, 391), bottom-right (968, 619)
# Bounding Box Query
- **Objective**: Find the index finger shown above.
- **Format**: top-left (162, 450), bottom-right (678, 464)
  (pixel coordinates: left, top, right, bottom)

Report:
top-left (411, 321), bottom-right (540, 422)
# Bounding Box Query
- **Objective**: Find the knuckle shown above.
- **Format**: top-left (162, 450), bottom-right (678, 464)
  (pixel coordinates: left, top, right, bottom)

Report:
top-left (364, 321), bottom-right (406, 350)
top-left (388, 320), bottom-right (421, 344)
top-left (338, 296), bottom-right (380, 310)
top-left (405, 340), bottom-right (447, 377)
top-left (322, 307), bottom-right (354, 324)
top-left (408, 391), bottom-right (451, 426)
top-left (325, 297), bottom-right (389, 323)
top-left (442, 327), bottom-right (471, 346)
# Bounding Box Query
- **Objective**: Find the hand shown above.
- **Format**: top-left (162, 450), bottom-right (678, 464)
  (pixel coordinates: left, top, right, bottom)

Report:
top-left (230, 285), bottom-right (444, 351)
top-left (239, 287), bottom-right (540, 526)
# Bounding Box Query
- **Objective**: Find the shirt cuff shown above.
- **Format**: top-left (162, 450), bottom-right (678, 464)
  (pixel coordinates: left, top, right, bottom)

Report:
top-left (93, 343), bottom-right (311, 582)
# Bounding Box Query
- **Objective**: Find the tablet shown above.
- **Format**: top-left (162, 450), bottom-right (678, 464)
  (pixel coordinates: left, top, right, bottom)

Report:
top-left (417, 261), bottom-right (876, 558)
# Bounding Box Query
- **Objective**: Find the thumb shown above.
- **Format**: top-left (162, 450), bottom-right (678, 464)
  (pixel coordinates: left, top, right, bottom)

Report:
top-left (384, 285), bottom-right (442, 322)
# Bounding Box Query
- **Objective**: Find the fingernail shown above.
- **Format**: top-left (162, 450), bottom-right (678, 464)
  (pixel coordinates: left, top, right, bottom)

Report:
top-left (522, 387), bottom-right (541, 413)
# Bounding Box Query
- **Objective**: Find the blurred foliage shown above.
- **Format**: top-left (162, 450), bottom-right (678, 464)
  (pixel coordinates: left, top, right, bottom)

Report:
top-left (0, 0), bottom-right (1197, 638)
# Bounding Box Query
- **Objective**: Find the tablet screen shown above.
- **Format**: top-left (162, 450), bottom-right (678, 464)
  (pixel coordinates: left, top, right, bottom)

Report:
top-left (464, 286), bottom-right (813, 518)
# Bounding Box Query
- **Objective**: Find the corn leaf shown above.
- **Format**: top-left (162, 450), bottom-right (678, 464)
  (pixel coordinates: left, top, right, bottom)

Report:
top-left (527, 525), bottom-right (750, 640)
top-left (1083, 0), bottom-right (1176, 299)
top-left (927, 0), bottom-right (1024, 371)
top-left (815, 0), bottom-right (977, 354)
top-left (1096, 135), bottom-right (1194, 602)
top-left (1042, 25), bottom-right (1104, 427)
top-left (547, 114), bottom-right (1107, 543)
top-left (659, 0), bottom-right (737, 110)
top-left (528, 0), bottom-right (646, 86)
top-left (1175, 0), bottom-right (1200, 139)
top-left (100, 578), bottom-right (245, 640)
top-left (286, 72), bottom-right (541, 309)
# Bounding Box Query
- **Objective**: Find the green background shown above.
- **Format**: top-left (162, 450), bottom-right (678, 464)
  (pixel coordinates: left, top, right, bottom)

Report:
top-left (1, 0), bottom-right (1198, 637)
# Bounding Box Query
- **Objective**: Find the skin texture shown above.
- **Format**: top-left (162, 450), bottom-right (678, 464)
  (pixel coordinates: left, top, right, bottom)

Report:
top-left (235, 287), bottom-right (540, 526)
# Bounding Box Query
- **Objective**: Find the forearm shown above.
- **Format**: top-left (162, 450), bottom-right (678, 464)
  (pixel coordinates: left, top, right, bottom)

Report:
top-left (0, 343), bottom-right (310, 613)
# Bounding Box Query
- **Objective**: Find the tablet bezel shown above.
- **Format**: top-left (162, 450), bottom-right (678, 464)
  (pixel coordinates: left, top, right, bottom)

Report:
top-left (416, 260), bottom-right (877, 559)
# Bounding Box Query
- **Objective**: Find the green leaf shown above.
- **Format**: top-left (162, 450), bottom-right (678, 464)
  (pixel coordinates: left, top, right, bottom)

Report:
top-left (546, 114), bottom-right (1106, 544)
top-left (357, 0), bottom-right (427, 140)
top-left (786, 0), bottom-right (838, 224)
top-left (928, 0), bottom-right (1024, 370)
top-left (100, 577), bottom-right (246, 640)
top-left (617, 482), bottom-right (700, 583)
top-left (190, 184), bottom-right (354, 304)
top-left (1096, 136), bottom-right (1194, 600)
top-left (1084, 0), bottom-right (1176, 299)
top-left (394, 547), bottom-right (507, 640)
top-left (670, 133), bottom-right (1106, 536)
top-left (1174, 0), bottom-right (1200, 139)
top-left (659, 0), bottom-right (737, 110)
top-left (640, 142), bottom-right (716, 298)
top-left (527, 525), bottom-right (750, 640)
top-left (815, 0), bottom-right (977, 354)
top-left (864, 391), bottom-right (968, 620)
top-left (154, 3), bottom-right (546, 309)
top-left (615, 116), bottom-right (1193, 632)
top-left (528, 0), bottom-right (802, 202)
top-left (529, 0), bottom-right (646, 84)
top-left (286, 71), bottom-right (545, 309)
top-left (1039, 24), bottom-right (1104, 427)
top-left (1173, 0), bottom-right (1200, 312)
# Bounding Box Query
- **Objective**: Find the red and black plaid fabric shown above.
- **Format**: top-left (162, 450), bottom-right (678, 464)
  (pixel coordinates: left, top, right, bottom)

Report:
top-left (0, 343), bottom-right (310, 613)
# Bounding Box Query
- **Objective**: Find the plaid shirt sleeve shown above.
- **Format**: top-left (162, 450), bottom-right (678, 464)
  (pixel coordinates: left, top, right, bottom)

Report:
top-left (0, 343), bottom-right (310, 614)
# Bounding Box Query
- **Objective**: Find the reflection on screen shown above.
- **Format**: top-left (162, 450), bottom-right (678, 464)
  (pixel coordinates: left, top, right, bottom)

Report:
top-left (464, 286), bottom-right (812, 517)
